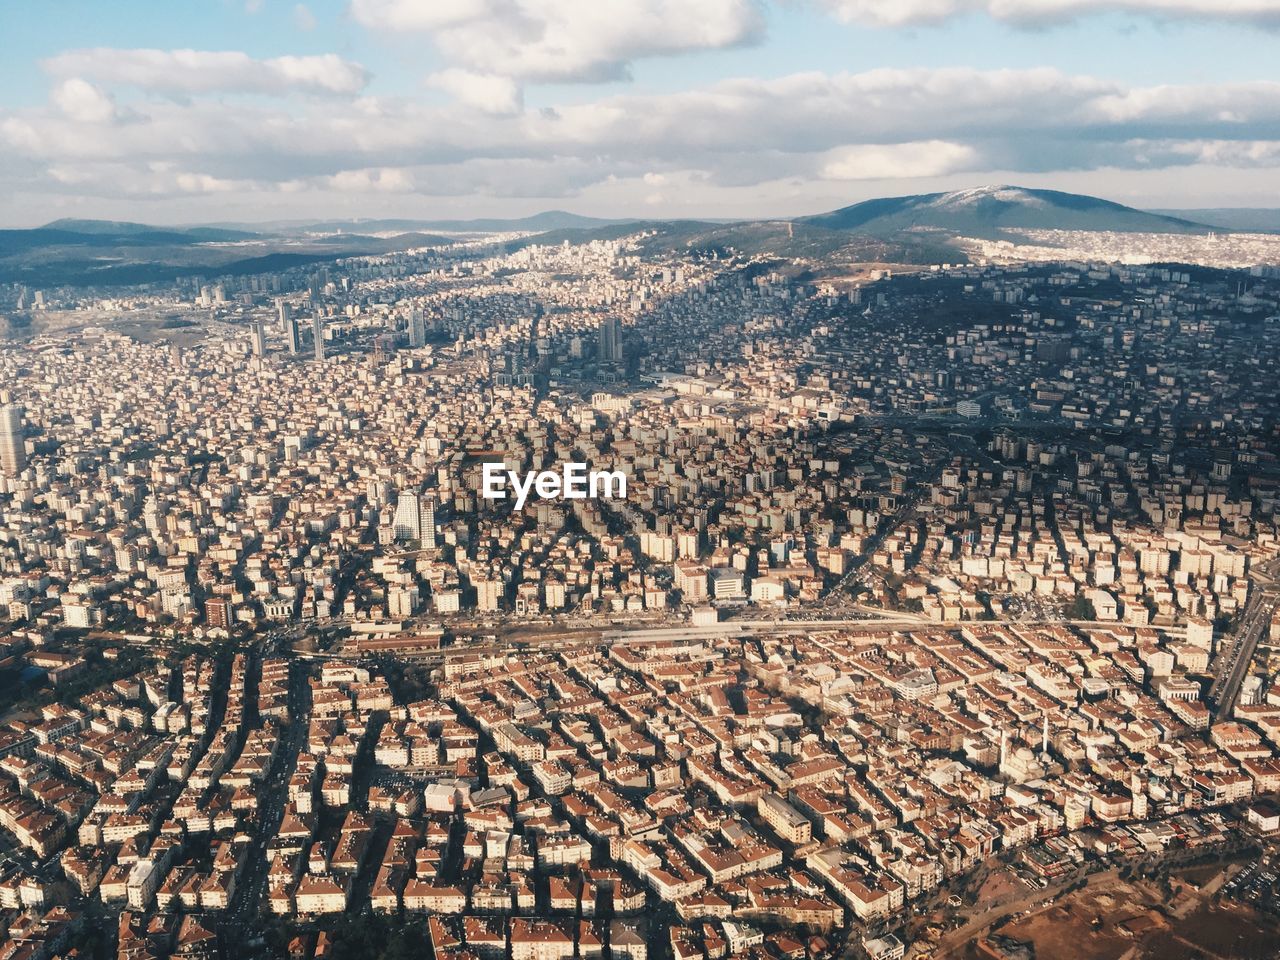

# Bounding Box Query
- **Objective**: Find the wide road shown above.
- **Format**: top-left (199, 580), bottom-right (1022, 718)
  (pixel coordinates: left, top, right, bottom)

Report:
top-left (300, 613), bottom-right (1184, 664)
top-left (1209, 558), bottom-right (1280, 723)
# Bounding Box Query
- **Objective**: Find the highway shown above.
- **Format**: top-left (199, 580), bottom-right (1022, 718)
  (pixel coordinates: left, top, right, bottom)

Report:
top-left (1209, 557), bottom-right (1280, 723)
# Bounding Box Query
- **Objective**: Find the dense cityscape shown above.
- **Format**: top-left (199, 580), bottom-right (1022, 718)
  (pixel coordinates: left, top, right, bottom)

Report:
top-left (0, 222), bottom-right (1278, 960)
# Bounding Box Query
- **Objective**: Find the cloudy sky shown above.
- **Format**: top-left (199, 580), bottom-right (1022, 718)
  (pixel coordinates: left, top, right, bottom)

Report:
top-left (3, 0), bottom-right (1280, 226)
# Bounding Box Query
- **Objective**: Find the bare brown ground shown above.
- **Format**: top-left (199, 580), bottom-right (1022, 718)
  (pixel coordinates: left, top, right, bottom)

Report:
top-left (949, 873), bottom-right (1280, 960)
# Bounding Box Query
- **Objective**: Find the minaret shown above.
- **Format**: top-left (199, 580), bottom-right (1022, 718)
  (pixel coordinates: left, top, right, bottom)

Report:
top-left (999, 728), bottom-right (1009, 771)
top-left (1041, 714), bottom-right (1050, 755)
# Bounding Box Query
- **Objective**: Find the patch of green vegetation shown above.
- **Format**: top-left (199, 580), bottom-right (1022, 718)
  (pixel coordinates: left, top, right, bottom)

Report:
top-left (1070, 595), bottom-right (1097, 620)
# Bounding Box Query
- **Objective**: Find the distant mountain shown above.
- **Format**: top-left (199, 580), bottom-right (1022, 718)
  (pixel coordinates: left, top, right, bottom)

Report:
top-left (522, 186), bottom-right (1224, 268)
top-left (42, 218), bottom-right (159, 234)
top-left (208, 210), bottom-right (633, 236)
top-left (1, 221), bottom-right (265, 261)
top-left (0, 220), bottom-right (457, 287)
top-left (1151, 208), bottom-right (1280, 234)
top-left (501, 218), bottom-right (965, 270)
top-left (505, 219), bottom-right (731, 249)
top-left (299, 231), bottom-right (456, 249)
top-left (417, 210), bottom-right (630, 233)
top-left (40, 219), bottom-right (263, 242)
top-left (3, 189), bottom-right (1246, 289)
top-left (799, 186), bottom-right (1213, 239)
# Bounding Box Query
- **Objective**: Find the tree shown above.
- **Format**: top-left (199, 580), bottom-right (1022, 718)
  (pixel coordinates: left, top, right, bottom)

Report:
top-left (1069, 595), bottom-right (1096, 620)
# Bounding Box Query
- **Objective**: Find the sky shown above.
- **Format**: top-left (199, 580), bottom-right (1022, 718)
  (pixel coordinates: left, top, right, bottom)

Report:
top-left (2, 0), bottom-right (1280, 226)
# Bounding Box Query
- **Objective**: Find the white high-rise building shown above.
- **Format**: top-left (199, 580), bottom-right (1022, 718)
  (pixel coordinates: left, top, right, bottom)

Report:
top-left (392, 491), bottom-right (437, 545)
top-left (0, 404), bottom-right (26, 476)
top-left (392, 491), bottom-right (421, 541)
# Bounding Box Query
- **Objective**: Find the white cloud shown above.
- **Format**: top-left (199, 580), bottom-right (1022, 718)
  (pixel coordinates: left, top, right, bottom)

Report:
top-left (821, 0), bottom-right (964, 25)
top-left (47, 164), bottom-right (101, 186)
top-left (539, 68), bottom-right (1117, 154)
top-left (820, 141), bottom-right (982, 179)
top-left (351, 0), bottom-right (765, 82)
top-left (821, 0), bottom-right (1280, 27)
top-left (1082, 80), bottom-right (1280, 126)
top-left (42, 48), bottom-right (370, 96)
top-left (427, 69), bottom-right (523, 115)
top-left (1129, 138), bottom-right (1280, 167)
top-left (324, 167), bottom-right (416, 192)
top-left (11, 67), bottom-right (1280, 175)
top-left (36, 159), bottom-right (256, 197)
top-left (50, 78), bottom-right (117, 124)
top-left (174, 172), bottom-right (242, 193)
top-left (7, 64), bottom-right (1280, 219)
top-left (293, 4), bottom-right (318, 30)
top-left (348, 0), bottom-right (498, 29)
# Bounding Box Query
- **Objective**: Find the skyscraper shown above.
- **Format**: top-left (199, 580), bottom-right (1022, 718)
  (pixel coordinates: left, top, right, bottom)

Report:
top-left (392, 491), bottom-right (421, 541)
top-left (391, 491), bottom-right (437, 545)
top-left (313, 315), bottom-right (325, 361)
top-left (0, 404), bottom-right (26, 476)
top-left (598, 316), bottom-right (622, 363)
top-left (287, 317), bottom-right (302, 355)
top-left (276, 298), bottom-right (292, 334)
top-left (251, 319), bottom-right (267, 357)
top-left (409, 308), bottom-right (426, 348)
